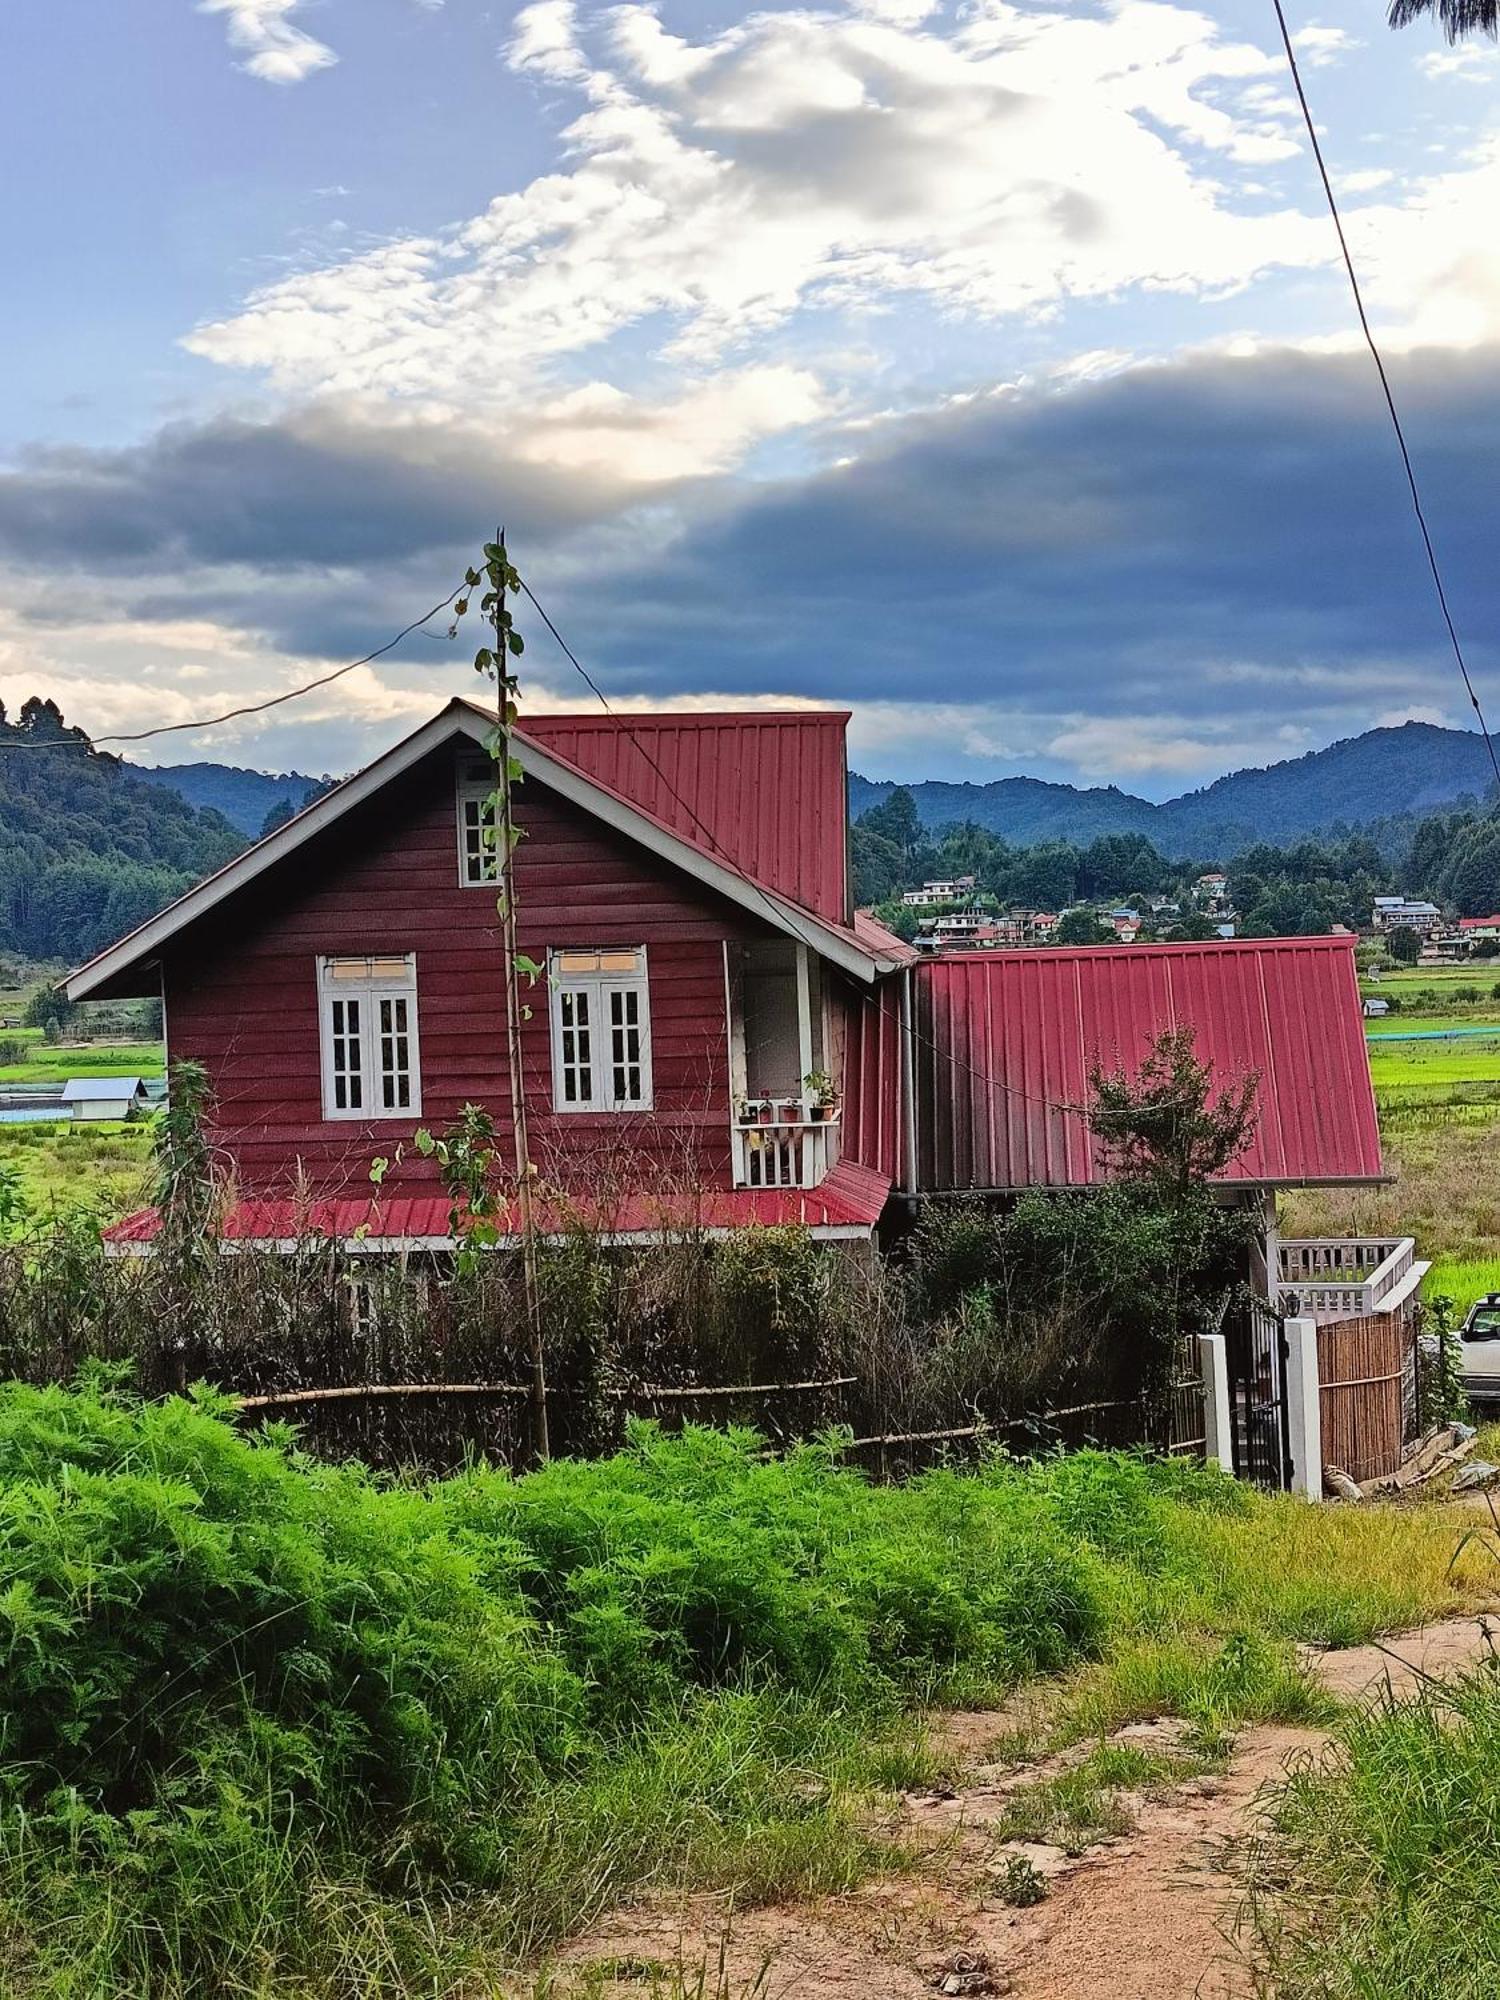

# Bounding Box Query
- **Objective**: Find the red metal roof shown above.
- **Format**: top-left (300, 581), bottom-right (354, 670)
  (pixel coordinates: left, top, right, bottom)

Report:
top-left (519, 710), bottom-right (851, 926)
top-left (914, 935), bottom-right (1383, 1191)
top-left (103, 1160), bottom-right (891, 1247)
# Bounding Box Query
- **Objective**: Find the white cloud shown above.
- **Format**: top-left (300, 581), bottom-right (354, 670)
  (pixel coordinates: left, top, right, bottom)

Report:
top-left (1419, 44), bottom-right (1499, 81)
top-left (1375, 703), bottom-right (1451, 729)
top-left (1293, 22), bottom-right (1362, 67)
top-left (1340, 166), bottom-right (1394, 193)
top-left (200, 0), bottom-right (444, 85)
top-left (186, 0), bottom-right (1336, 399)
top-left (198, 0), bottom-right (337, 85)
top-left (518, 366), bottom-right (830, 482)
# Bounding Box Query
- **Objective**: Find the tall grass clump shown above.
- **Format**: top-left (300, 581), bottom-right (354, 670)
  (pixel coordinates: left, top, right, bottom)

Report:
top-left (1250, 1665), bottom-right (1500, 1997)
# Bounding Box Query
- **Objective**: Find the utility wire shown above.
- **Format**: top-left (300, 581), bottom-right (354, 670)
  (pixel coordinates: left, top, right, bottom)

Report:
top-left (1271, 0), bottom-right (1500, 796)
top-left (0, 585), bottom-right (466, 753)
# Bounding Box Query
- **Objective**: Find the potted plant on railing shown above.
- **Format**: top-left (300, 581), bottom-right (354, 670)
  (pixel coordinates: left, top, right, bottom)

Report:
top-left (803, 1070), bottom-right (838, 1122)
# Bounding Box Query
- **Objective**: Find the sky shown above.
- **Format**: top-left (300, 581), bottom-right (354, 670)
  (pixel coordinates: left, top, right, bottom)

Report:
top-left (1, 0), bottom-right (1498, 794)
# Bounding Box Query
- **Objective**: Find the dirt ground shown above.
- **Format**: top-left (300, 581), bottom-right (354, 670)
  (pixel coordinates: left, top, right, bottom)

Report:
top-left (543, 1615), bottom-right (1498, 2000)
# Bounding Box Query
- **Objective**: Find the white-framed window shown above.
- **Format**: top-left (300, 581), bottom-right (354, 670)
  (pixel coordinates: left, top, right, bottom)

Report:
top-left (317, 954), bottom-right (422, 1120)
top-left (456, 761), bottom-right (499, 886)
top-left (549, 946), bottom-right (653, 1113)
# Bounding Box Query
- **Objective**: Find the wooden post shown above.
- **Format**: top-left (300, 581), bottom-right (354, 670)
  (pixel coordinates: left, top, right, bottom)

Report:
top-left (494, 536), bottom-right (550, 1462)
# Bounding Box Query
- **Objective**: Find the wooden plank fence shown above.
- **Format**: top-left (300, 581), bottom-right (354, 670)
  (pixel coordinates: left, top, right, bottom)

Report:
top-left (1317, 1312), bottom-right (1416, 1487)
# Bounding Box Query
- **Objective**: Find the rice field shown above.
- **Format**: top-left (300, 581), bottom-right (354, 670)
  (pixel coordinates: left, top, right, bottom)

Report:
top-left (1425, 1256), bottom-right (1500, 1314)
top-left (0, 1040), bottom-right (164, 1085)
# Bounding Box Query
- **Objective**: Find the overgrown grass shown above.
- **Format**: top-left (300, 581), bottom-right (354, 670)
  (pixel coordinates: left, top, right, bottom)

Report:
top-left (0, 1120), bottom-right (151, 1215)
top-left (1284, 1099), bottom-right (1500, 1269)
top-left (0, 1389), bottom-right (1489, 1998)
top-left (1250, 1662), bottom-right (1500, 1997)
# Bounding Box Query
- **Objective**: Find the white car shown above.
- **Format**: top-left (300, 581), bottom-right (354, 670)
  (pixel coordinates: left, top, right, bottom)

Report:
top-left (1459, 1294), bottom-right (1500, 1403)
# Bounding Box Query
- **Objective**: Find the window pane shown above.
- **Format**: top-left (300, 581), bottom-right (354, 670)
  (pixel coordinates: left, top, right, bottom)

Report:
top-left (331, 996), bottom-right (362, 1110)
top-left (559, 988), bottom-right (592, 1105)
top-left (609, 985), bottom-right (644, 1103)
top-left (462, 794), bottom-right (497, 885)
top-left (378, 994), bottom-right (412, 1111)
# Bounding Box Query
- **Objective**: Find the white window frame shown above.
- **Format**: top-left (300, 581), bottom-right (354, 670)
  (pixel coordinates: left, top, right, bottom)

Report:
top-left (456, 761), bottom-right (499, 886)
top-left (317, 954), bottom-right (422, 1122)
top-left (548, 946), bottom-right (653, 1113)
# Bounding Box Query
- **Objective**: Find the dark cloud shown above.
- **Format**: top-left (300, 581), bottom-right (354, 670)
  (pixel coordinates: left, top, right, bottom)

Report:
top-left (3, 340), bottom-right (1497, 780)
top-left (0, 406), bottom-right (633, 573)
top-left (560, 340), bottom-right (1500, 728)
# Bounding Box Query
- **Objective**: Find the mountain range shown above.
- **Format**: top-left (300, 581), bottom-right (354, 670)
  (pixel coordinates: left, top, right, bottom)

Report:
top-left (847, 722), bottom-right (1497, 857)
top-left (131, 760), bottom-right (328, 836)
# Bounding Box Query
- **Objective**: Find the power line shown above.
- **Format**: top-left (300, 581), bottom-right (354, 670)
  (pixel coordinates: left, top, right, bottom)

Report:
top-left (1271, 0), bottom-right (1500, 796)
top-left (0, 585), bottom-right (466, 754)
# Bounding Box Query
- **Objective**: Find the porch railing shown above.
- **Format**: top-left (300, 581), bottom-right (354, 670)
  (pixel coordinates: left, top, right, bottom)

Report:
top-left (732, 1112), bottom-right (839, 1190)
top-left (1277, 1237), bottom-right (1429, 1322)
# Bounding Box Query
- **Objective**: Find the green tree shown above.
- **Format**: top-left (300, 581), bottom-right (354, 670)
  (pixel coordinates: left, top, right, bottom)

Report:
top-left (1387, 925), bottom-right (1422, 965)
top-left (1055, 908), bottom-right (1112, 946)
top-left (1388, 0), bottom-right (1496, 41)
top-left (851, 823), bottom-right (905, 904)
top-left (23, 984), bottom-right (74, 1034)
top-left (857, 786), bottom-right (923, 856)
top-left (1442, 821), bottom-right (1500, 917)
top-left (1088, 1025), bottom-right (1259, 1202)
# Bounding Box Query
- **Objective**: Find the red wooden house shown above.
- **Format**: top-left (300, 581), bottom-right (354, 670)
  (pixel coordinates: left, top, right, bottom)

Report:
top-left (68, 700), bottom-right (1386, 1259)
top-left (71, 700), bottom-right (913, 1247)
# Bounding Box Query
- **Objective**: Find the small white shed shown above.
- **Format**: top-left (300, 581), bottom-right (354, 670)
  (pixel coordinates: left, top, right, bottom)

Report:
top-left (61, 1076), bottom-right (149, 1122)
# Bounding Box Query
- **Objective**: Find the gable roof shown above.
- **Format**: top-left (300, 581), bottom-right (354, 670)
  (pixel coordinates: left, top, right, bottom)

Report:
top-left (915, 934), bottom-right (1383, 1190)
top-left (520, 709), bottom-right (851, 925)
top-left (66, 700), bottom-right (899, 1001)
top-left (60, 1076), bottom-right (146, 1103)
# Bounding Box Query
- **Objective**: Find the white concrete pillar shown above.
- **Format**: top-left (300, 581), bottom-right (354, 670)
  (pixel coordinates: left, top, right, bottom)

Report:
top-left (1283, 1315), bottom-right (1323, 1500)
top-left (1198, 1332), bottom-right (1234, 1475)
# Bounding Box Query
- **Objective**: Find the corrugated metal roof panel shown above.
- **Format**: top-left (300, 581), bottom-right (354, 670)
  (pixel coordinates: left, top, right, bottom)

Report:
top-left (915, 935), bottom-right (1382, 1190)
top-left (519, 710), bottom-right (851, 926)
top-left (103, 1161), bottom-right (891, 1247)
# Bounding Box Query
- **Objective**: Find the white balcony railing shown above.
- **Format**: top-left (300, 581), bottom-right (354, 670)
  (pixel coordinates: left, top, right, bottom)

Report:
top-left (1277, 1237), bottom-right (1429, 1322)
top-left (732, 1107), bottom-right (839, 1190)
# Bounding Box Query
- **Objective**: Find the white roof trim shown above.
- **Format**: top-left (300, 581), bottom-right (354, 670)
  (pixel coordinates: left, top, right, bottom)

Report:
top-left (104, 1221), bottom-right (875, 1258)
top-left (67, 702), bottom-right (885, 1000)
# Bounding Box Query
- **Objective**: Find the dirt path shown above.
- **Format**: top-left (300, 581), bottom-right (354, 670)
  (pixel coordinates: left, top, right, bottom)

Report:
top-left (550, 1615), bottom-right (1497, 2000)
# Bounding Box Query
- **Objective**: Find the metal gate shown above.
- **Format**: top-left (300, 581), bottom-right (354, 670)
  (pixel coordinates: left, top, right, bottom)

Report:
top-left (1222, 1297), bottom-right (1293, 1490)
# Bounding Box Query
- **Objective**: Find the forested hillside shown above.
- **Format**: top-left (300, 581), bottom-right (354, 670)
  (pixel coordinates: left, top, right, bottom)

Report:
top-left (0, 700), bottom-right (243, 963)
top-left (131, 759), bottom-right (327, 836)
top-left (850, 721), bottom-right (1498, 857)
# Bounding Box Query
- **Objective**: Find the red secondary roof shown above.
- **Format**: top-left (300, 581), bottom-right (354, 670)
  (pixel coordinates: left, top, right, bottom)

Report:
top-left (520, 709), bottom-right (851, 927)
top-left (103, 1159), bottom-right (892, 1249)
top-left (914, 934), bottom-right (1383, 1190)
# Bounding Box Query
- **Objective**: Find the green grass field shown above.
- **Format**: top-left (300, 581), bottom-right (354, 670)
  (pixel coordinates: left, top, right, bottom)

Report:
top-left (0, 1121), bottom-right (152, 1216)
top-left (1366, 1012), bottom-right (1500, 1036)
top-left (1425, 1255), bottom-right (1500, 1313)
top-left (0, 1040), bottom-right (164, 1085)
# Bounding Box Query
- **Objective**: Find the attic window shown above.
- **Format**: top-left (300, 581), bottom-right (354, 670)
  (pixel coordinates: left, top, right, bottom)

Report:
top-left (457, 762), bottom-right (498, 886)
top-left (317, 954), bottom-right (421, 1121)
